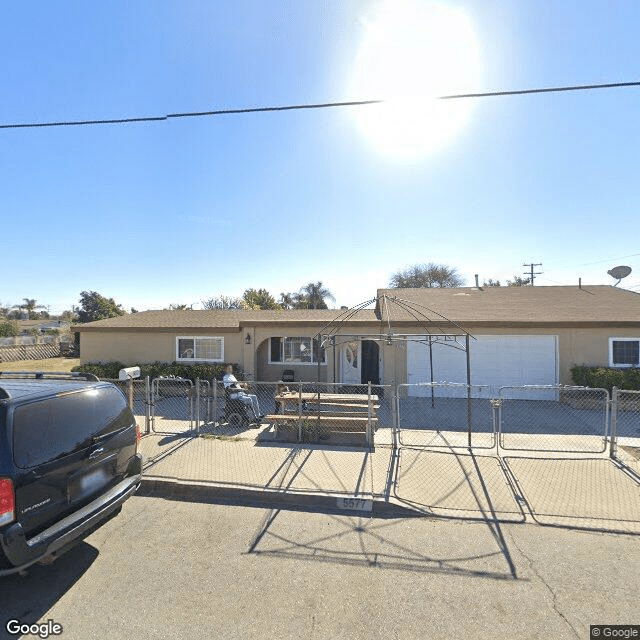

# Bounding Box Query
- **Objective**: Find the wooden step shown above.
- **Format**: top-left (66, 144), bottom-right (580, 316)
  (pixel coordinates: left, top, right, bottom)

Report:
top-left (264, 414), bottom-right (377, 428)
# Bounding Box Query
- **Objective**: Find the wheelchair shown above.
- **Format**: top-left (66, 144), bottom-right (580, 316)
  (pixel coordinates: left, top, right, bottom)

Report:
top-left (223, 388), bottom-right (255, 427)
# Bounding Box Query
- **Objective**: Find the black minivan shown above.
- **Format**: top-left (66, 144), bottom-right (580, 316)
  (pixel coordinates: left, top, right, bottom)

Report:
top-left (0, 372), bottom-right (142, 576)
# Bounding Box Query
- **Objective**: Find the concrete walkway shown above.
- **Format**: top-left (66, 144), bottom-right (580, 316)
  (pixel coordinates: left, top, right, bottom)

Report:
top-left (137, 424), bottom-right (640, 535)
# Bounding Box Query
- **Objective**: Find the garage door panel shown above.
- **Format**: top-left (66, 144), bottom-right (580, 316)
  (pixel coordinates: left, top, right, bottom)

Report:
top-left (408, 335), bottom-right (557, 398)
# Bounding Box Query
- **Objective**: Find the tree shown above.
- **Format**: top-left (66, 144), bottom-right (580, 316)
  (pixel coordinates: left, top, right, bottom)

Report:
top-left (278, 292), bottom-right (296, 310)
top-left (167, 303), bottom-right (191, 310)
top-left (76, 291), bottom-right (126, 323)
top-left (507, 275), bottom-right (531, 287)
top-left (482, 275), bottom-right (532, 287)
top-left (389, 263), bottom-right (464, 288)
top-left (299, 281), bottom-right (335, 309)
top-left (201, 295), bottom-right (248, 310)
top-left (242, 288), bottom-right (280, 310)
top-left (0, 320), bottom-right (20, 337)
top-left (13, 298), bottom-right (46, 319)
top-left (279, 282), bottom-right (335, 310)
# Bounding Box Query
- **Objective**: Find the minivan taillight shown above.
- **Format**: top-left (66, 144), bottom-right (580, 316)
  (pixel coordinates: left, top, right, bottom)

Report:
top-left (135, 423), bottom-right (141, 443)
top-left (0, 478), bottom-right (15, 526)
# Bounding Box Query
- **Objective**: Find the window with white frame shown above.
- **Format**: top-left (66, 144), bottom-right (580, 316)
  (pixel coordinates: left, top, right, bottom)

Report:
top-left (176, 336), bottom-right (224, 362)
top-left (609, 338), bottom-right (640, 367)
top-left (269, 337), bottom-right (325, 364)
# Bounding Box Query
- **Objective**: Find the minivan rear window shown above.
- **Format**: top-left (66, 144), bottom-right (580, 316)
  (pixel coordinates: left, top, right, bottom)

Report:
top-left (12, 386), bottom-right (132, 468)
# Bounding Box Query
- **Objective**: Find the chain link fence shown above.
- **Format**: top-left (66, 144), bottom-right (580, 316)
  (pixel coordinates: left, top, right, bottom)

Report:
top-left (101, 375), bottom-right (639, 531)
top-left (611, 388), bottom-right (640, 477)
top-left (196, 380), bottom-right (391, 448)
top-left (498, 386), bottom-right (609, 454)
top-left (104, 378), bottom-right (149, 433)
top-left (397, 383), bottom-right (497, 449)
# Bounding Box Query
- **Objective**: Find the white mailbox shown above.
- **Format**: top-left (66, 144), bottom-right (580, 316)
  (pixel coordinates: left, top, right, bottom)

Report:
top-left (119, 366), bottom-right (141, 380)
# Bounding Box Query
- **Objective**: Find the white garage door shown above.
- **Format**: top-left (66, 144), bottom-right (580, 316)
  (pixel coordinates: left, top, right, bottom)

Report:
top-left (407, 335), bottom-right (558, 398)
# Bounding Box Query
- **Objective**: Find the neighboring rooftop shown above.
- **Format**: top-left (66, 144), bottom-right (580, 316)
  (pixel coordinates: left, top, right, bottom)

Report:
top-left (375, 285), bottom-right (640, 325)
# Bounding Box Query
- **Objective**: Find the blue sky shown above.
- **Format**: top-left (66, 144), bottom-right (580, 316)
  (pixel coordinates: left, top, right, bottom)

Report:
top-left (2, 0), bottom-right (639, 314)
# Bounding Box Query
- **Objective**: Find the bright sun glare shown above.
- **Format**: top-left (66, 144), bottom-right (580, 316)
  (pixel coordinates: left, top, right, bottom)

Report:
top-left (352, 1), bottom-right (481, 158)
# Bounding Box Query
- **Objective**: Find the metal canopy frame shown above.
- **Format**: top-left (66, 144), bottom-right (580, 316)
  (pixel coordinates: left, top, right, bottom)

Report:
top-left (313, 293), bottom-right (476, 445)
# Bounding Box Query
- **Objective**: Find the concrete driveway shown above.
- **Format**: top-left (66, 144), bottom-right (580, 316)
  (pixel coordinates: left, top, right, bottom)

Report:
top-left (0, 493), bottom-right (637, 640)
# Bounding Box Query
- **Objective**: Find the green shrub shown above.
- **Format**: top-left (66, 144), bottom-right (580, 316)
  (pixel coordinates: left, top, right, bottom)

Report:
top-left (71, 361), bottom-right (231, 382)
top-left (571, 365), bottom-right (640, 392)
top-left (0, 320), bottom-right (19, 337)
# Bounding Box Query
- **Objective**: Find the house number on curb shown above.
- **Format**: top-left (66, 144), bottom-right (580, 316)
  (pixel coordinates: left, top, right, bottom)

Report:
top-left (337, 497), bottom-right (373, 511)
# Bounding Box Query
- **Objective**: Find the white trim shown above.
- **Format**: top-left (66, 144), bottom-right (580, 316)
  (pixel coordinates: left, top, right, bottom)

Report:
top-left (608, 337), bottom-right (640, 368)
top-left (175, 336), bottom-right (224, 362)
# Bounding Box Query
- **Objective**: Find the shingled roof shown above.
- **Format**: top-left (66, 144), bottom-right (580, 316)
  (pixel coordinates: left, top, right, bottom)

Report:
top-left (375, 285), bottom-right (640, 326)
top-left (73, 286), bottom-right (640, 333)
top-left (73, 308), bottom-right (378, 332)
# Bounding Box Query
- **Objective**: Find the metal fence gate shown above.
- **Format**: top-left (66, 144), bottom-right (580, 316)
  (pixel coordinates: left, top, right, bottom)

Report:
top-left (611, 388), bottom-right (640, 457)
top-left (392, 383), bottom-right (639, 527)
top-left (150, 376), bottom-right (195, 434)
top-left (497, 385), bottom-right (609, 454)
top-left (395, 383), bottom-right (610, 455)
top-left (396, 383), bottom-right (498, 449)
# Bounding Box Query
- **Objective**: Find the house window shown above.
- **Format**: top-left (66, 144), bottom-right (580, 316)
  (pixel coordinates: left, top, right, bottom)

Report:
top-left (609, 338), bottom-right (640, 367)
top-left (176, 337), bottom-right (224, 362)
top-left (269, 337), bottom-right (325, 365)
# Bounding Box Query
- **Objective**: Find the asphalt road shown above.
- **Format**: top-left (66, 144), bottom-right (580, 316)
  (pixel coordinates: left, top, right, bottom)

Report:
top-left (0, 492), bottom-right (637, 640)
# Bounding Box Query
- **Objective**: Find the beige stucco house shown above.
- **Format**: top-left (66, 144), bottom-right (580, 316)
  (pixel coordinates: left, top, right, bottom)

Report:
top-left (74, 285), bottom-right (640, 393)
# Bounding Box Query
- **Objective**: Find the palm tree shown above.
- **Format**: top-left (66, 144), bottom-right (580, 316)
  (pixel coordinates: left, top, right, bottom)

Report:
top-left (300, 282), bottom-right (335, 309)
top-left (13, 298), bottom-right (46, 319)
top-left (279, 292), bottom-right (296, 310)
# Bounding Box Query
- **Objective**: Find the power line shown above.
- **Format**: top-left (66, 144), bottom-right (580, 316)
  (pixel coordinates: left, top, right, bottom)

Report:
top-left (578, 252), bottom-right (640, 266)
top-left (1, 80), bottom-right (639, 130)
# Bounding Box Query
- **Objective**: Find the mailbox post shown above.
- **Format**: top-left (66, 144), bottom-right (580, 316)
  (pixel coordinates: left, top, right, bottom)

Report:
top-left (119, 367), bottom-right (141, 412)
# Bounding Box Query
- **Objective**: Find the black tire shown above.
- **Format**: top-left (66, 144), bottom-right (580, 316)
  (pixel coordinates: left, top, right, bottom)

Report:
top-left (227, 411), bottom-right (245, 428)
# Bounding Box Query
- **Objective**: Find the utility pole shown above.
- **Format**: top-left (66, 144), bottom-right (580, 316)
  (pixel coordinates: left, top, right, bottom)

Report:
top-left (522, 262), bottom-right (543, 285)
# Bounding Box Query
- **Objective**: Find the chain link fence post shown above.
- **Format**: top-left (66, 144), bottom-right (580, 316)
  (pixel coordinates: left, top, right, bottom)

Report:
top-left (144, 376), bottom-right (151, 435)
top-left (195, 377), bottom-right (201, 435)
top-left (212, 378), bottom-right (219, 426)
top-left (366, 381), bottom-right (373, 447)
top-left (610, 386), bottom-right (618, 459)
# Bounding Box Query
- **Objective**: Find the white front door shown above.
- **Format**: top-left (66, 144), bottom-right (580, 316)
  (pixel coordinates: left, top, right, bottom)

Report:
top-left (341, 341), bottom-right (361, 385)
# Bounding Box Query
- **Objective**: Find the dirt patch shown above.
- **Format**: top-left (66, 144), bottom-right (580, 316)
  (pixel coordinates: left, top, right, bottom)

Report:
top-left (0, 357), bottom-right (80, 372)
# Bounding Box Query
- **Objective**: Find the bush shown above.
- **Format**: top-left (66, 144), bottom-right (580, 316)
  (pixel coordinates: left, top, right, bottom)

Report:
top-left (571, 365), bottom-right (640, 392)
top-left (71, 361), bottom-right (231, 382)
top-left (0, 320), bottom-right (20, 337)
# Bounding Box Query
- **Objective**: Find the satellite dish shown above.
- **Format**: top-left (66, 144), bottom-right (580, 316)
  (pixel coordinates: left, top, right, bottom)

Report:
top-left (607, 265), bottom-right (632, 286)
